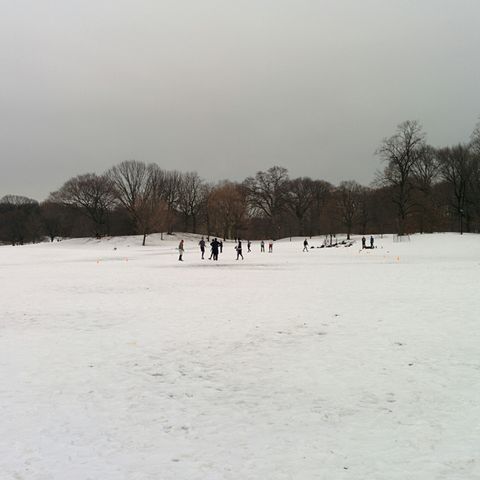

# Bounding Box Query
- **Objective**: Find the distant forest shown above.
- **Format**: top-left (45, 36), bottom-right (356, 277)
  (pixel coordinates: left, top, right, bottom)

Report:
top-left (2, 119), bottom-right (480, 245)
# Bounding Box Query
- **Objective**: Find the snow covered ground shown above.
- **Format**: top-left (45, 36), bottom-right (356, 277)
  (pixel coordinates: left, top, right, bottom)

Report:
top-left (1, 233), bottom-right (480, 480)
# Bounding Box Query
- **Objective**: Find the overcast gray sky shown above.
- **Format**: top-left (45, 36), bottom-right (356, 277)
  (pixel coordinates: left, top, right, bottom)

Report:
top-left (1, 0), bottom-right (479, 200)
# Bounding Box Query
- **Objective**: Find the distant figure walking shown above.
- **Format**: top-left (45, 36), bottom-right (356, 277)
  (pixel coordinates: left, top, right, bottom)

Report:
top-left (219, 240), bottom-right (223, 253)
top-left (178, 239), bottom-right (184, 261)
top-left (268, 241), bottom-right (273, 253)
top-left (370, 236), bottom-right (374, 248)
top-left (236, 240), bottom-right (244, 260)
top-left (247, 240), bottom-right (251, 253)
top-left (362, 236), bottom-right (366, 249)
top-left (199, 237), bottom-right (206, 259)
top-left (260, 240), bottom-right (265, 252)
top-left (303, 239), bottom-right (309, 252)
top-left (210, 238), bottom-right (220, 261)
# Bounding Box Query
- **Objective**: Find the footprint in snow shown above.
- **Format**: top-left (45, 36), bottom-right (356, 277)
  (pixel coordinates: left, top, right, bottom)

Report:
top-left (386, 392), bottom-right (396, 403)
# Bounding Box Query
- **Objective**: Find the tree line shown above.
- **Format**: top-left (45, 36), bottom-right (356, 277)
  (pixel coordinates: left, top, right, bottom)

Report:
top-left (1, 119), bottom-right (480, 245)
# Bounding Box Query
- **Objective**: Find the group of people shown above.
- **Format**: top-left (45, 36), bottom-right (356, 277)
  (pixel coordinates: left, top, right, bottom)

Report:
top-left (178, 238), bottom-right (274, 261)
top-left (178, 236), bottom-right (375, 261)
top-left (198, 237), bottom-right (224, 261)
top-left (362, 236), bottom-right (375, 249)
top-left (302, 235), bottom-right (375, 251)
top-left (260, 240), bottom-right (274, 253)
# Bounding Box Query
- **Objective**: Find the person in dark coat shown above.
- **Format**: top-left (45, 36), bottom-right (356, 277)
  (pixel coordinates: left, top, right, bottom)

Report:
top-left (260, 240), bottom-right (265, 252)
top-left (210, 238), bottom-right (220, 261)
top-left (219, 240), bottom-right (223, 253)
top-left (236, 240), bottom-right (244, 260)
top-left (303, 238), bottom-right (309, 252)
top-left (199, 237), bottom-right (206, 259)
top-left (178, 239), bottom-right (184, 261)
top-left (247, 240), bottom-right (251, 253)
top-left (362, 236), bottom-right (366, 249)
top-left (370, 236), bottom-right (374, 248)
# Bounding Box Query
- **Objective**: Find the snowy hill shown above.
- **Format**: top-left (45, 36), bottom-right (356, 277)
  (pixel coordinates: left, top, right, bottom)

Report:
top-left (1, 233), bottom-right (480, 479)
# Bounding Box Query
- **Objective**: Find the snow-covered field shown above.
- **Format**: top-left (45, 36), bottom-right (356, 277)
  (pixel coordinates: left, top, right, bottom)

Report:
top-left (1, 233), bottom-right (480, 480)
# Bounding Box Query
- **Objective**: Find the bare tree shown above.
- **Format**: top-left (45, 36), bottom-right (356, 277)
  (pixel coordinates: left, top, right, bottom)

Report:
top-left (49, 174), bottom-right (116, 237)
top-left (39, 201), bottom-right (69, 241)
top-left (134, 194), bottom-right (169, 244)
top-left (208, 182), bottom-right (247, 239)
top-left (376, 120), bottom-right (426, 235)
top-left (244, 166), bottom-right (289, 238)
top-left (436, 144), bottom-right (477, 234)
top-left (159, 170), bottom-right (182, 234)
top-left (411, 145), bottom-right (440, 233)
top-left (471, 119), bottom-right (480, 155)
top-left (412, 145), bottom-right (439, 188)
top-left (0, 195), bottom-right (41, 245)
top-left (356, 186), bottom-right (372, 235)
top-left (1, 194), bottom-right (38, 206)
top-left (306, 180), bottom-right (333, 236)
top-left (177, 172), bottom-right (206, 233)
top-left (107, 160), bottom-right (149, 212)
top-left (107, 160), bottom-right (168, 245)
top-left (337, 180), bottom-right (363, 240)
top-left (470, 121), bottom-right (480, 222)
top-left (285, 177), bottom-right (316, 236)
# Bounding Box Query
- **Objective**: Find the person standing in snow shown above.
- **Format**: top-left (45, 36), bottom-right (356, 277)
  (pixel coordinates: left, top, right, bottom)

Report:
top-left (370, 236), bottom-right (374, 248)
top-left (303, 238), bottom-right (309, 252)
top-left (178, 239), bottom-right (184, 261)
top-left (247, 240), bottom-right (251, 253)
top-left (219, 240), bottom-right (223, 253)
top-left (260, 240), bottom-right (265, 252)
top-left (268, 241), bottom-right (273, 253)
top-left (210, 238), bottom-right (220, 261)
top-left (362, 236), bottom-right (366, 249)
top-left (236, 240), bottom-right (244, 260)
top-left (199, 237), bottom-right (206, 259)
